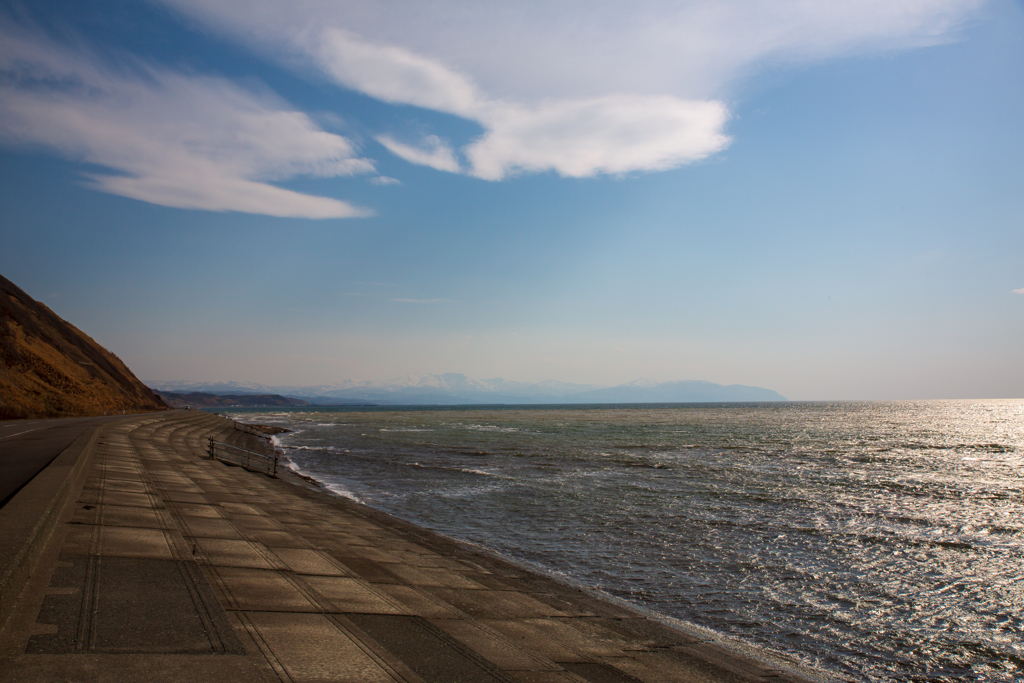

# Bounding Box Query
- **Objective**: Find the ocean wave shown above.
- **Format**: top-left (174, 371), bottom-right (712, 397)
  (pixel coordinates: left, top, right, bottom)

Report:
top-left (451, 423), bottom-right (523, 433)
top-left (247, 399), bottom-right (1024, 683)
top-left (283, 444), bottom-right (345, 453)
top-left (407, 461), bottom-right (503, 477)
top-left (281, 459), bottom-right (366, 504)
top-left (323, 482), bottom-right (365, 504)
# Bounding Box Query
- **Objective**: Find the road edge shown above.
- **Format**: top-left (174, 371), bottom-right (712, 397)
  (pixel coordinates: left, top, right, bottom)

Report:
top-left (0, 423), bottom-right (102, 630)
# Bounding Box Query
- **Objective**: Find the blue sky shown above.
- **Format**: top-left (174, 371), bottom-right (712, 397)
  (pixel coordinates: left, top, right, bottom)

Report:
top-left (1, 0), bottom-right (1021, 400)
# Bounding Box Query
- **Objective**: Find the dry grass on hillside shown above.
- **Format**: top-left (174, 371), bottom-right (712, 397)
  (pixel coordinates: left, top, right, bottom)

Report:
top-left (0, 275), bottom-right (167, 420)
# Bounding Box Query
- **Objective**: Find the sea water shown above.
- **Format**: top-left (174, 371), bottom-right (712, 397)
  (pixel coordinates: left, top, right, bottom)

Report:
top-left (221, 400), bottom-right (1024, 682)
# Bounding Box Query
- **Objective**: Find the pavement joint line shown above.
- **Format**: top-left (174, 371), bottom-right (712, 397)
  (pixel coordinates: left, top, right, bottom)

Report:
top-left (233, 611), bottom-right (294, 683)
top-left (1, 411), bottom-right (830, 683)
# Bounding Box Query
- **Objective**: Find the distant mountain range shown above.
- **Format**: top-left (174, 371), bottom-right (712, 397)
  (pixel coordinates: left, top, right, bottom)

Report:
top-left (147, 374), bottom-right (787, 405)
top-left (156, 391), bottom-right (310, 409)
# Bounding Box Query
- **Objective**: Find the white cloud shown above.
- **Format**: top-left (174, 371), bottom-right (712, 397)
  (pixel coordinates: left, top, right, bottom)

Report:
top-left (466, 96), bottom-right (730, 180)
top-left (0, 26), bottom-right (373, 218)
top-left (330, 31), bottom-right (730, 179)
top-left (153, 0), bottom-right (982, 182)
top-left (318, 29), bottom-right (480, 117)
top-left (376, 135), bottom-right (462, 173)
top-left (158, 0), bottom-right (984, 100)
top-left (370, 176), bottom-right (402, 186)
top-left (303, 18), bottom-right (732, 179)
top-left (1013, 288), bottom-right (1024, 295)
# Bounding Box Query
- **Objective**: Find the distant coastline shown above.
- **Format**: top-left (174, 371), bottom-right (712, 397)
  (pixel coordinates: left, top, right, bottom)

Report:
top-left (148, 374), bottom-right (787, 407)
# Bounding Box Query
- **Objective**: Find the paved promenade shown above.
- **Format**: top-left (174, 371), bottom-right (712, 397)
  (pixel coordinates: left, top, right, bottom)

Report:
top-left (0, 410), bottom-right (826, 683)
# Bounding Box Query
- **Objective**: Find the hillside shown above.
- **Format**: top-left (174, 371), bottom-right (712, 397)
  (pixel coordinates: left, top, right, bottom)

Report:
top-left (156, 391), bottom-right (308, 408)
top-left (0, 274), bottom-right (167, 419)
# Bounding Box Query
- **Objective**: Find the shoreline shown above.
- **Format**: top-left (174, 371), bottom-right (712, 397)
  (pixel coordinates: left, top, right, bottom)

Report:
top-left (266, 431), bottom-right (836, 683)
top-left (2, 409), bottom-right (835, 682)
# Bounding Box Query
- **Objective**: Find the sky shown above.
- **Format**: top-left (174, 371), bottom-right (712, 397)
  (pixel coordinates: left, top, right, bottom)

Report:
top-left (1, 0), bottom-right (1022, 400)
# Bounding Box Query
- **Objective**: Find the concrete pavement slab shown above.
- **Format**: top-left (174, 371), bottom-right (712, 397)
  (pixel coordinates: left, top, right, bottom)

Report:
top-left (176, 515), bottom-right (243, 539)
top-left (219, 502), bottom-right (264, 516)
top-left (344, 613), bottom-right (517, 683)
top-left (230, 514), bottom-right (284, 531)
top-left (479, 620), bottom-right (592, 663)
top-left (246, 529), bottom-right (312, 549)
top-left (82, 478), bottom-right (151, 494)
top-left (70, 503), bottom-right (168, 529)
top-left (0, 652), bottom-right (272, 683)
top-left (1, 411), bottom-right (826, 683)
top-left (78, 490), bottom-right (157, 508)
top-left (427, 588), bottom-right (571, 619)
top-left (170, 502), bottom-right (224, 517)
top-left (269, 548), bottom-right (351, 577)
top-left (507, 672), bottom-right (589, 683)
top-left (207, 566), bottom-right (320, 612)
top-left (375, 584), bottom-right (466, 619)
top-left (429, 619), bottom-right (561, 672)
top-left (383, 563), bottom-right (489, 590)
top-left (327, 556), bottom-right (404, 584)
top-left (298, 576), bottom-right (407, 614)
top-left (158, 491), bottom-right (209, 505)
top-left (62, 525), bottom-right (177, 560)
top-left (238, 612), bottom-right (402, 683)
top-left (194, 538), bottom-right (281, 569)
top-left (27, 555), bottom-right (243, 655)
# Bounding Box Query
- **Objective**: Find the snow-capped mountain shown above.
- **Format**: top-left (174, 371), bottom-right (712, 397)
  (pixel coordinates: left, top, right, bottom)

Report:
top-left (147, 374), bottom-right (786, 405)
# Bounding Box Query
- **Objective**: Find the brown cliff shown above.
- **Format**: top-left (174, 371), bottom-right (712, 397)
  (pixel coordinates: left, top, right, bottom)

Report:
top-left (0, 274), bottom-right (167, 419)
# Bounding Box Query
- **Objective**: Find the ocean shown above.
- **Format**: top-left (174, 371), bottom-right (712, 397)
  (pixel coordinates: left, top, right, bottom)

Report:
top-left (220, 400), bottom-right (1024, 682)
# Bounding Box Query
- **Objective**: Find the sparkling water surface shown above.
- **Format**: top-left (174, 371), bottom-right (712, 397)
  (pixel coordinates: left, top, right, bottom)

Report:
top-left (222, 400), bottom-right (1024, 682)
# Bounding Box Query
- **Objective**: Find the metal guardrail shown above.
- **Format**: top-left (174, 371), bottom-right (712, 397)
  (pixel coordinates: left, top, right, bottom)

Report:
top-left (207, 437), bottom-right (279, 477)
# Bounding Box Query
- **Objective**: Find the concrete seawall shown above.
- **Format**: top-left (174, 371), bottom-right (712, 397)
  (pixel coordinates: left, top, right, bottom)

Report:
top-left (0, 410), bottom-right (831, 683)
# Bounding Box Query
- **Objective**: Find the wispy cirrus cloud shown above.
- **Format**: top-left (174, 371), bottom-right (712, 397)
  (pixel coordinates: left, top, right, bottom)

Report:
top-left (156, 0), bottom-right (983, 181)
top-left (0, 24), bottom-right (373, 218)
top-left (376, 134), bottom-right (461, 174)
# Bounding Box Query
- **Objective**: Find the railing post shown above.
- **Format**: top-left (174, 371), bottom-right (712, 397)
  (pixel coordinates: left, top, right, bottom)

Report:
top-left (206, 439), bottom-right (278, 478)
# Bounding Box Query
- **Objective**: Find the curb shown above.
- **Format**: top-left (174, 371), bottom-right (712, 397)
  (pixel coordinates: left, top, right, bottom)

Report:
top-left (0, 423), bottom-right (102, 630)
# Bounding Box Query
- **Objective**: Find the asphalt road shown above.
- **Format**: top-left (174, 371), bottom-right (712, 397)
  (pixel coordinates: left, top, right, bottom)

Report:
top-left (0, 415), bottom-right (129, 508)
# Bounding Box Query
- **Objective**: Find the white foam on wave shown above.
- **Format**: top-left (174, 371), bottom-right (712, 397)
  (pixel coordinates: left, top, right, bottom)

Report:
top-left (466, 424), bottom-right (521, 433)
top-left (280, 458), bottom-right (365, 504)
top-left (408, 462), bottom-right (502, 477)
top-left (323, 482), bottom-right (365, 504)
top-left (285, 444), bottom-right (343, 453)
top-left (442, 422), bottom-right (524, 433)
